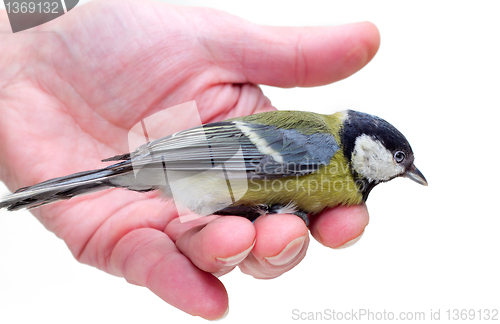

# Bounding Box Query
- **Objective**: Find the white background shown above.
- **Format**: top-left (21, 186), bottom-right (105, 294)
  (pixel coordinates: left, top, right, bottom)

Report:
top-left (1, 0), bottom-right (499, 323)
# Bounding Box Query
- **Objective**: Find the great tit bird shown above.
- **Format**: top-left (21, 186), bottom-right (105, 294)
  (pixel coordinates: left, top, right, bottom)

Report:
top-left (0, 110), bottom-right (427, 225)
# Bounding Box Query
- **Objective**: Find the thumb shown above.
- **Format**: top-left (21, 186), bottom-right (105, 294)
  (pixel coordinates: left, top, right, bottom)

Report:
top-left (206, 20), bottom-right (380, 88)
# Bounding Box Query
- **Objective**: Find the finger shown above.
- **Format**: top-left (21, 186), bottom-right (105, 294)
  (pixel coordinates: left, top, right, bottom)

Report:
top-left (309, 204), bottom-right (369, 249)
top-left (238, 214), bottom-right (309, 279)
top-left (210, 21), bottom-right (380, 87)
top-left (110, 228), bottom-right (228, 320)
top-left (175, 216), bottom-right (256, 275)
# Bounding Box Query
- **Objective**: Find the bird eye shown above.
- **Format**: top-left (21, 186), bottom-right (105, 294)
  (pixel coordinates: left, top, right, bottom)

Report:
top-left (394, 151), bottom-right (406, 163)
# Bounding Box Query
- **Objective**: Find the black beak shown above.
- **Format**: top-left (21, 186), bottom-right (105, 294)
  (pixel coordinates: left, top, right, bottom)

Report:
top-left (404, 164), bottom-right (428, 186)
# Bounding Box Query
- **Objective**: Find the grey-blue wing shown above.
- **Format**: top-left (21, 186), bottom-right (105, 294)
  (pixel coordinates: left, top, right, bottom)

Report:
top-left (125, 120), bottom-right (340, 179)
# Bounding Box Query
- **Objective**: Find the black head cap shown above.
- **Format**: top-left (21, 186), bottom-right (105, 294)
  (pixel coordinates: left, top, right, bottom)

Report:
top-left (341, 110), bottom-right (414, 167)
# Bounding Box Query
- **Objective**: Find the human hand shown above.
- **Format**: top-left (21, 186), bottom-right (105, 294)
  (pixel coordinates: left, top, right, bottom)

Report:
top-left (0, 0), bottom-right (379, 319)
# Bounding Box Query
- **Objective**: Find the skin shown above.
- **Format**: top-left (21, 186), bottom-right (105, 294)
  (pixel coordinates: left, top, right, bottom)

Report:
top-left (0, 0), bottom-right (378, 320)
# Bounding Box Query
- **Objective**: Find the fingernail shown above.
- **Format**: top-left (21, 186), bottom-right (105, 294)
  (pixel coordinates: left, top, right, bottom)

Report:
top-left (265, 235), bottom-right (307, 267)
top-left (216, 240), bottom-right (255, 267)
top-left (210, 306), bottom-right (229, 321)
top-left (335, 231), bottom-right (364, 249)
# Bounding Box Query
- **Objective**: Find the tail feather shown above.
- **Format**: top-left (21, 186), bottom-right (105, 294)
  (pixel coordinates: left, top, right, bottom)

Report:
top-left (0, 162), bottom-right (133, 211)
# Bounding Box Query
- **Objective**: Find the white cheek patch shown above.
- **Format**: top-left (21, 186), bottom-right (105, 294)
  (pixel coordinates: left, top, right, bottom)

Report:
top-left (351, 134), bottom-right (405, 182)
top-left (234, 122), bottom-right (284, 163)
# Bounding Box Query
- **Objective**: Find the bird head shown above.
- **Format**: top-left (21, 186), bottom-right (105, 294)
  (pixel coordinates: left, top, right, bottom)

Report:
top-left (341, 110), bottom-right (427, 199)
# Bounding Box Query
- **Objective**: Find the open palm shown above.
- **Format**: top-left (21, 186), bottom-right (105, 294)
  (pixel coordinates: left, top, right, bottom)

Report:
top-left (0, 0), bottom-right (379, 319)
